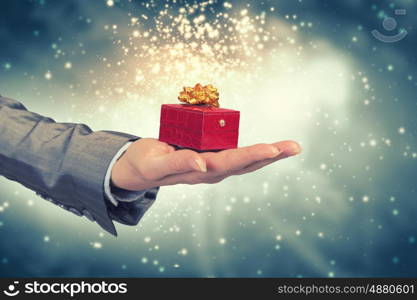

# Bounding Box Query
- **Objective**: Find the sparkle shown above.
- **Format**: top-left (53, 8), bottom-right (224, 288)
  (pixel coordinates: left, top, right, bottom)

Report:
top-left (398, 127), bottom-right (405, 135)
top-left (44, 71), bottom-right (52, 80)
top-left (64, 62), bottom-right (72, 69)
top-left (3, 0), bottom-right (408, 279)
top-left (178, 248), bottom-right (188, 256)
top-left (91, 242), bottom-right (102, 249)
top-left (132, 30), bottom-right (140, 38)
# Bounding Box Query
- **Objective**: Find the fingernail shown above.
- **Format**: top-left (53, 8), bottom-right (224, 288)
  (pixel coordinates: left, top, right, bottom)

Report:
top-left (270, 145), bottom-right (281, 157)
top-left (285, 142), bottom-right (302, 156)
top-left (292, 143), bottom-right (302, 154)
top-left (194, 158), bottom-right (207, 172)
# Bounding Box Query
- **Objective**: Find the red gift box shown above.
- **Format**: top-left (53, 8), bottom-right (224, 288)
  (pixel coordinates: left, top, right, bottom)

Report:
top-left (159, 104), bottom-right (240, 151)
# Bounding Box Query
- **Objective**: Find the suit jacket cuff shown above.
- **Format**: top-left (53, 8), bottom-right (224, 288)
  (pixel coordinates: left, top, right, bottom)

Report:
top-left (64, 131), bottom-right (140, 236)
top-left (104, 141), bottom-right (135, 206)
top-left (106, 186), bottom-right (159, 226)
top-left (102, 141), bottom-right (161, 230)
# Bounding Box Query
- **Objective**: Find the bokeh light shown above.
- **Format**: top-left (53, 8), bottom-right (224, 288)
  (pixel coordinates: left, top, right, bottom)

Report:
top-left (0, 0), bottom-right (416, 277)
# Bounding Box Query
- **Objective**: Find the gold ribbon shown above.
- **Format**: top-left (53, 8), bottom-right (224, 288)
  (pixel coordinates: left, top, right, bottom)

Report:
top-left (178, 83), bottom-right (220, 107)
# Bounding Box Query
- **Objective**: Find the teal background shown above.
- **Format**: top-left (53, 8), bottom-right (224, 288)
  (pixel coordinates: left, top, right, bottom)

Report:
top-left (0, 0), bottom-right (416, 277)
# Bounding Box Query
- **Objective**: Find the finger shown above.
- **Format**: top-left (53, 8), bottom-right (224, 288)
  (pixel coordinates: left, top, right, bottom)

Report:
top-left (273, 140), bottom-right (302, 157)
top-left (154, 141), bottom-right (301, 185)
top-left (232, 156), bottom-right (282, 176)
top-left (233, 141), bottom-right (302, 175)
top-left (201, 143), bottom-right (281, 174)
top-left (202, 140), bottom-right (301, 174)
top-left (157, 170), bottom-right (225, 186)
top-left (166, 145), bottom-right (176, 153)
top-left (145, 149), bottom-right (207, 180)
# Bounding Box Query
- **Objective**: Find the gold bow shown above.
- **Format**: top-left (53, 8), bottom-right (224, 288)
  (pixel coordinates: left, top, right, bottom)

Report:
top-left (178, 83), bottom-right (220, 107)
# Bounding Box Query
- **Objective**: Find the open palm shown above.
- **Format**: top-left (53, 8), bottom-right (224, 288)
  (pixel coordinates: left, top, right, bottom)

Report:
top-left (111, 138), bottom-right (301, 191)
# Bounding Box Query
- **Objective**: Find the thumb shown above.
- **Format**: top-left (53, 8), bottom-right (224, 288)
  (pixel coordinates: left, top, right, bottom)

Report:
top-left (145, 149), bottom-right (207, 180)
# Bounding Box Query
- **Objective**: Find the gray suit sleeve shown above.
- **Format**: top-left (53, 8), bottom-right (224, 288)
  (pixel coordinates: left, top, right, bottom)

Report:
top-left (0, 96), bottom-right (156, 236)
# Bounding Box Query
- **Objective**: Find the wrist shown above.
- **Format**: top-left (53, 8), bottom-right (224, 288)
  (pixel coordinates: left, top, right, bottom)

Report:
top-left (111, 152), bottom-right (140, 190)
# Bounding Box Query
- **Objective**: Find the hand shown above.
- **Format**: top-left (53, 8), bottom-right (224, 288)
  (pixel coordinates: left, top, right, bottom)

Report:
top-left (111, 138), bottom-right (301, 191)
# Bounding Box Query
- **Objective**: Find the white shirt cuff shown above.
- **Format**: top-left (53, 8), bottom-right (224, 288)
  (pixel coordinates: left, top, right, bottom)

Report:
top-left (104, 142), bottom-right (133, 206)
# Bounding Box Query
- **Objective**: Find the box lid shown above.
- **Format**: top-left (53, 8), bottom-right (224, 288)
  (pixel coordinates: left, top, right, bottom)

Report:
top-left (162, 104), bottom-right (239, 114)
top-left (161, 104), bottom-right (240, 132)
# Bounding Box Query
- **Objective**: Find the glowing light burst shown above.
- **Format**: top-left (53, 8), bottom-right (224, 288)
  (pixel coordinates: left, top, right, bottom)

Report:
top-left (88, 1), bottom-right (354, 276)
top-left (101, 8), bottom-right (259, 97)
